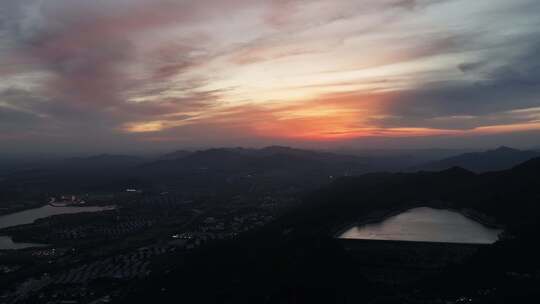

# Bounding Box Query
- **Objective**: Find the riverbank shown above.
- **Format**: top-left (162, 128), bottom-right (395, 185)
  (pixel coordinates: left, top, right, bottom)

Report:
top-left (0, 204), bottom-right (116, 230)
top-left (0, 201), bottom-right (44, 216)
top-left (0, 236), bottom-right (49, 250)
top-left (0, 205), bottom-right (116, 249)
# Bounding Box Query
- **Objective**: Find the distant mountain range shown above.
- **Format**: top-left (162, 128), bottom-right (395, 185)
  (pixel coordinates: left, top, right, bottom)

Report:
top-left (62, 154), bottom-right (146, 169)
top-left (159, 150), bottom-right (193, 160)
top-left (0, 147), bottom-right (376, 194)
top-left (158, 146), bottom-right (361, 162)
top-left (3, 145), bottom-right (540, 194)
top-left (142, 146), bottom-right (372, 187)
top-left (413, 146), bottom-right (540, 173)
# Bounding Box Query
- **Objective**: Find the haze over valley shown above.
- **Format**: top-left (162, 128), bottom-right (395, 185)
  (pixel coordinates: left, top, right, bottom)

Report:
top-left (1, 0), bottom-right (540, 303)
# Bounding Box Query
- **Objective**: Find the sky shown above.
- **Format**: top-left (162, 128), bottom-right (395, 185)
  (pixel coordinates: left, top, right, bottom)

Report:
top-left (1, 0), bottom-right (540, 155)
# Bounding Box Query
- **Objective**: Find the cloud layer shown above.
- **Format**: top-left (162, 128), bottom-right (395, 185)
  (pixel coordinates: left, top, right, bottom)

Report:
top-left (1, 0), bottom-right (540, 153)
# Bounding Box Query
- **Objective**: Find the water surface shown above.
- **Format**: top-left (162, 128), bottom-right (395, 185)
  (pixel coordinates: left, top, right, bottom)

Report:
top-left (0, 204), bottom-right (115, 250)
top-left (0, 205), bottom-right (115, 230)
top-left (339, 207), bottom-right (501, 244)
top-left (0, 236), bottom-right (48, 250)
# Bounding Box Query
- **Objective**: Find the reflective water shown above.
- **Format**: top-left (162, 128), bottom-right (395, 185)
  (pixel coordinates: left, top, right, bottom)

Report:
top-left (0, 205), bottom-right (115, 230)
top-left (0, 204), bottom-right (115, 250)
top-left (339, 207), bottom-right (501, 244)
top-left (0, 236), bottom-right (47, 250)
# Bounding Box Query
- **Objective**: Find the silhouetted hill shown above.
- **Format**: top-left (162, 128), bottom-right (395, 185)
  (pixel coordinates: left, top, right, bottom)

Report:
top-left (414, 146), bottom-right (540, 173)
top-left (259, 146), bottom-right (357, 161)
top-left (508, 155), bottom-right (540, 173)
top-left (159, 150), bottom-right (193, 160)
top-left (143, 146), bottom-right (369, 178)
top-left (283, 156), bottom-right (540, 236)
top-left (62, 154), bottom-right (145, 169)
top-left (1, 147), bottom-right (375, 195)
top-left (0, 154), bottom-right (147, 193)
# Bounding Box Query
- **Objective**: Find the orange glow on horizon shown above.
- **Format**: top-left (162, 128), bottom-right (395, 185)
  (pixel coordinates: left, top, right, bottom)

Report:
top-left (120, 90), bottom-right (540, 142)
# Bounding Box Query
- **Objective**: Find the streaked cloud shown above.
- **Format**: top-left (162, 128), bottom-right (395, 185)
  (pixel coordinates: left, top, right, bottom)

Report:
top-left (1, 0), bottom-right (539, 153)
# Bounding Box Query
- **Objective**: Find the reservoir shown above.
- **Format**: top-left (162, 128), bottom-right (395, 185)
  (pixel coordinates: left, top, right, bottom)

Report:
top-left (0, 204), bottom-right (115, 250)
top-left (339, 207), bottom-right (502, 244)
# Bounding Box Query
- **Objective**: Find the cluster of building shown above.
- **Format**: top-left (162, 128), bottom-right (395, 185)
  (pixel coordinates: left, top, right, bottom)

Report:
top-left (49, 195), bottom-right (87, 207)
top-left (1, 190), bottom-right (291, 303)
top-left (174, 212), bottom-right (275, 250)
top-left (1, 245), bottom-right (171, 303)
top-left (49, 219), bottom-right (155, 242)
top-left (31, 247), bottom-right (70, 258)
top-left (55, 245), bottom-right (171, 284)
top-left (0, 264), bottom-right (21, 274)
top-left (128, 194), bottom-right (195, 210)
top-left (3, 275), bottom-right (53, 304)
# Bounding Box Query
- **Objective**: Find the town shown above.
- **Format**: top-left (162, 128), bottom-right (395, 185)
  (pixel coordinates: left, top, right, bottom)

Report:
top-left (0, 188), bottom-right (298, 303)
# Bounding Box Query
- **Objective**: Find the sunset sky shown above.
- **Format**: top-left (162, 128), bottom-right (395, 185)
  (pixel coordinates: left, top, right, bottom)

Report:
top-left (1, 0), bottom-right (540, 154)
